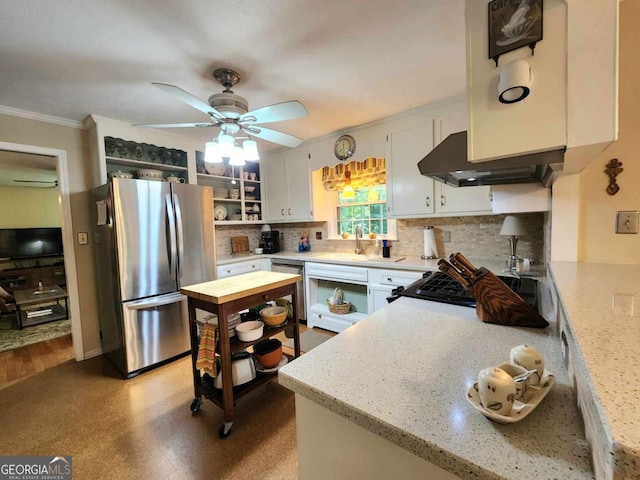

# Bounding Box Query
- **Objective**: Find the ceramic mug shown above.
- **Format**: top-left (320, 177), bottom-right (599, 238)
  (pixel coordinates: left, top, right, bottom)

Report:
top-left (477, 367), bottom-right (517, 416)
top-left (229, 189), bottom-right (240, 199)
top-left (243, 171), bottom-right (249, 180)
top-left (510, 345), bottom-right (544, 385)
top-left (249, 172), bottom-right (257, 181)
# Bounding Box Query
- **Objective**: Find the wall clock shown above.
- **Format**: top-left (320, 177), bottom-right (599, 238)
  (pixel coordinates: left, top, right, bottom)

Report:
top-left (334, 134), bottom-right (356, 161)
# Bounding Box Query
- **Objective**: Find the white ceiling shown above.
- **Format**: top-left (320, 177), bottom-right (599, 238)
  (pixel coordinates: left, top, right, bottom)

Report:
top-left (0, 1), bottom-right (466, 183)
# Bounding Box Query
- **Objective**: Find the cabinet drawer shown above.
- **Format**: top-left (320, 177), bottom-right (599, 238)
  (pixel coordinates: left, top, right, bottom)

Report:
top-left (306, 262), bottom-right (368, 283)
top-left (217, 260), bottom-right (261, 279)
top-left (308, 308), bottom-right (355, 333)
top-left (368, 268), bottom-right (423, 286)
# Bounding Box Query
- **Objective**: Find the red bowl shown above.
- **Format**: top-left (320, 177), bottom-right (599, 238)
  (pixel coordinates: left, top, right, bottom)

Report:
top-left (253, 339), bottom-right (282, 368)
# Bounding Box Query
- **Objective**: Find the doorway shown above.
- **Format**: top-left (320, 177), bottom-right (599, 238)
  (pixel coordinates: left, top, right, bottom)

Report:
top-left (0, 142), bottom-right (84, 366)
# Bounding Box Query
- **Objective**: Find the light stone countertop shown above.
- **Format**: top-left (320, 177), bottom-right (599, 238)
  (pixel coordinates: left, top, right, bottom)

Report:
top-left (549, 261), bottom-right (640, 478)
top-left (217, 250), bottom-right (536, 277)
top-left (278, 296), bottom-right (593, 480)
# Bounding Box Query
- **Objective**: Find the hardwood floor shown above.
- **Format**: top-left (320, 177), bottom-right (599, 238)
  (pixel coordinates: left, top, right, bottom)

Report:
top-left (0, 334), bottom-right (74, 389)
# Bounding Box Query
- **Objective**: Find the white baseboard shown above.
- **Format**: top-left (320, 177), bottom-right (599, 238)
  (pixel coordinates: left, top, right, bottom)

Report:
top-left (83, 347), bottom-right (104, 360)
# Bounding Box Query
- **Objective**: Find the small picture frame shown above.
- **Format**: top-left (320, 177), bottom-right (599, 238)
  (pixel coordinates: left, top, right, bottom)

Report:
top-left (488, 0), bottom-right (543, 66)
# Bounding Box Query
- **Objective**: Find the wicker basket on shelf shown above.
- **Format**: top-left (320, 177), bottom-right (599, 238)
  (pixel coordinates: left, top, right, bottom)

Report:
top-left (327, 300), bottom-right (351, 315)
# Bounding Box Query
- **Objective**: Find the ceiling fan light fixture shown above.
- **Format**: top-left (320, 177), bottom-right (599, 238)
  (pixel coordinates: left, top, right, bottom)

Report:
top-left (217, 134), bottom-right (235, 157)
top-left (229, 146), bottom-right (246, 166)
top-left (204, 141), bottom-right (223, 164)
top-left (243, 139), bottom-right (260, 161)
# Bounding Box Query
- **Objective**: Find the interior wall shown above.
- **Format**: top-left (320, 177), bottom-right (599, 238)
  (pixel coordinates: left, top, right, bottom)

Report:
top-left (577, 0), bottom-right (640, 264)
top-left (0, 114), bottom-right (101, 354)
top-left (0, 186), bottom-right (61, 228)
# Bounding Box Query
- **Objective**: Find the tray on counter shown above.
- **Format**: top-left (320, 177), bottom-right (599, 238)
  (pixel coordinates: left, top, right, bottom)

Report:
top-left (466, 371), bottom-right (556, 424)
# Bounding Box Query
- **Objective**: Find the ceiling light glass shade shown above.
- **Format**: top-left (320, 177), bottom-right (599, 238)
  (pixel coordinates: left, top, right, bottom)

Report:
top-left (229, 146), bottom-right (246, 166)
top-left (218, 133), bottom-right (235, 157)
top-left (499, 215), bottom-right (526, 236)
top-left (342, 185), bottom-right (355, 198)
top-left (204, 141), bottom-right (223, 164)
top-left (342, 171), bottom-right (355, 198)
top-left (242, 139), bottom-right (260, 161)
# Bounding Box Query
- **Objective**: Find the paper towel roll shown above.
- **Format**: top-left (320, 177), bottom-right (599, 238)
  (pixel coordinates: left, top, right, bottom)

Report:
top-left (423, 226), bottom-right (438, 259)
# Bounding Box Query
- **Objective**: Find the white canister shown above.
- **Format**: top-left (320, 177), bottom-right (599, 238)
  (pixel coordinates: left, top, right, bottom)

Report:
top-left (510, 344), bottom-right (544, 385)
top-left (477, 367), bottom-right (517, 416)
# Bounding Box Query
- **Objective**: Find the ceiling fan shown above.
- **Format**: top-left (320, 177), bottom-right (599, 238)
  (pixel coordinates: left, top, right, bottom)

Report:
top-left (134, 68), bottom-right (308, 148)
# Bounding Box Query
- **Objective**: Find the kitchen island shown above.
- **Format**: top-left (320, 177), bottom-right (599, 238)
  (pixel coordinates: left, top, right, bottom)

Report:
top-left (278, 295), bottom-right (593, 479)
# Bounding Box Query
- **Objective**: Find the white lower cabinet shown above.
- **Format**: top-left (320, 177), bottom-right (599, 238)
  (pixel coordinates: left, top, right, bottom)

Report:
top-left (368, 269), bottom-right (423, 313)
top-left (216, 258), bottom-right (270, 279)
top-left (305, 262), bottom-right (369, 332)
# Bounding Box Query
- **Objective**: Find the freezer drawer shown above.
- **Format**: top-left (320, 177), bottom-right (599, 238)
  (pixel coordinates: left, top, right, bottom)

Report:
top-left (122, 292), bottom-right (189, 375)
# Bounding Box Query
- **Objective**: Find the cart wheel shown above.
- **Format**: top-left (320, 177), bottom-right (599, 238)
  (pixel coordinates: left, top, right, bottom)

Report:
top-left (190, 397), bottom-right (203, 413)
top-left (218, 421), bottom-right (233, 438)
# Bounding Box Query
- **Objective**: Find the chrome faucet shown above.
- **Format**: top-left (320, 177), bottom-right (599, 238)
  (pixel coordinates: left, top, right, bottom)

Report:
top-left (355, 225), bottom-right (363, 254)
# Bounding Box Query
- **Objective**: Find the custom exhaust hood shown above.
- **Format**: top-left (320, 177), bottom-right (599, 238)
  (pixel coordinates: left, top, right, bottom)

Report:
top-left (418, 131), bottom-right (565, 187)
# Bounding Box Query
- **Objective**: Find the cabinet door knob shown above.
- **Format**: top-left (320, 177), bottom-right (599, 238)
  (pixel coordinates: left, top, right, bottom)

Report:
top-left (426, 196), bottom-right (431, 207)
top-left (226, 269), bottom-right (231, 274)
top-left (441, 195), bottom-right (446, 206)
top-left (387, 277), bottom-right (392, 282)
top-left (264, 294), bottom-right (270, 300)
top-left (251, 264), bottom-right (256, 268)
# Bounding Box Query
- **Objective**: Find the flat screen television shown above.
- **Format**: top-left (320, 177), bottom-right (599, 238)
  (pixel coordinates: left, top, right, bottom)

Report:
top-left (0, 228), bottom-right (64, 260)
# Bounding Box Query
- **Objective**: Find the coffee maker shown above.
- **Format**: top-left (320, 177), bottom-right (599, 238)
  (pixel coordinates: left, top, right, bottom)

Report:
top-left (259, 231), bottom-right (280, 254)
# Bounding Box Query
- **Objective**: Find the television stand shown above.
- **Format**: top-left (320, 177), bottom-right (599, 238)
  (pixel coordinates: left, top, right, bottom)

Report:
top-left (13, 285), bottom-right (69, 329)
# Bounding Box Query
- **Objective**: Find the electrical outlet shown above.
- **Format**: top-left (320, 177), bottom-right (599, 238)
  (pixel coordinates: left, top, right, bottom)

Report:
top-left (77, 232), bottom-right (89, 245)
top-left (616, 211), bottom-right (639, 234)
top-left (443, 231), bottom-right (451, 243)
top-left (316, 231), bottom-right (322, 240)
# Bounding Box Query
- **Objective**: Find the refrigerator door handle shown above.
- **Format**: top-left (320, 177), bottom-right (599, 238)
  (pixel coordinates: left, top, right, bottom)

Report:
top-left (166, 193), bottom-right (178, 280)
top-left (173, 193), bottom-right (185, 280)
top-left (125, 292), bottom-right (187, 310)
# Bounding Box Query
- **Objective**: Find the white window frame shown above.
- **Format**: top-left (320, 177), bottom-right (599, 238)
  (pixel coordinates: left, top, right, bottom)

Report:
top-left (326, 187), bottom-right (398, 241)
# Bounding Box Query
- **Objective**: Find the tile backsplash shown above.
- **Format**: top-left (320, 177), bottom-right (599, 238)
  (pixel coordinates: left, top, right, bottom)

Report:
top-left (216, 212), bottom-right (548, 266)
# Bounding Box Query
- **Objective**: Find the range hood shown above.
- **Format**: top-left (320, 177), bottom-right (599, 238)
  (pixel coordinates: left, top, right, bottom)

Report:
top-left (418, 131), bottom-right (565, 187)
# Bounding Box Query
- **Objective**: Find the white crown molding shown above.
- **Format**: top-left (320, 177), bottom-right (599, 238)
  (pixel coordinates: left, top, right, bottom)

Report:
top-left (0, 105), bottom-right (85, 129)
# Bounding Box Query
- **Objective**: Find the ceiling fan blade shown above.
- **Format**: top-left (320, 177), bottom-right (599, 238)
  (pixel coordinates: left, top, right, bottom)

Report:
top-left (244, 126), bottom-right (304, 148)
top-left (133, 122), bottom-right (217, 129)
top-left (14, 179), bottom-right (56, 183)
top-left (152, 83), bottom-right (225, 120)
top-left (239, 100), bottom-right (308, 125)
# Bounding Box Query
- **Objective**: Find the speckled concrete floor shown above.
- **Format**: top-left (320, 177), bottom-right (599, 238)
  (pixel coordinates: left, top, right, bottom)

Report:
top-left (0, 355), bottom-right (298, 479)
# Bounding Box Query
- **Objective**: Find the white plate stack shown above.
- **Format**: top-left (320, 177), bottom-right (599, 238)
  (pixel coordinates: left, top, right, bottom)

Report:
top-left (213, 188), bottom-right (229, 199)
top-left (199, 313), bottom-right (241, 337)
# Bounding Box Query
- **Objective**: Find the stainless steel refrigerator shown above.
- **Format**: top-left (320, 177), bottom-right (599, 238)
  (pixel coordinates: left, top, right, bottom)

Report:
top-left (90, 178), bottom-right (216, 377)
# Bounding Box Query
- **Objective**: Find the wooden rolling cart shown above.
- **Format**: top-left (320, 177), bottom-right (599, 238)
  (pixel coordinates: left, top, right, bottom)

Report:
top-left (180, 270), bottom-right (301, 438)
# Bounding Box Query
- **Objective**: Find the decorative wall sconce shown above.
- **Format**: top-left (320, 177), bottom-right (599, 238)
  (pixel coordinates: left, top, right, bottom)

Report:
top-left (605, 158), bottom-right (623, 195)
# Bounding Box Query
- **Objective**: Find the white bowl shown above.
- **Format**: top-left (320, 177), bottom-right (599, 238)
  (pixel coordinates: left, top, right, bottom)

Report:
top-left (109, 170), bottom-right (134, 179)
top-left (235, 320), bottom-right (264, 342)
top-left (244, 185), bottom-right (256, 193)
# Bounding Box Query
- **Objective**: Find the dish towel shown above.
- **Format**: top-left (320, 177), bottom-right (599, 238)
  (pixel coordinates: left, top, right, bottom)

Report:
top-left (196, 323), bottom-right (218, 377)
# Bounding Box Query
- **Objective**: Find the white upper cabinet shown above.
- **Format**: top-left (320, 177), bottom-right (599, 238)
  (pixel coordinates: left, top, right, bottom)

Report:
top-left (433, 113), bottom-right (492, 214)
top-left (465, 0), bottom-right (618, 173)
top-left (386, 122), bottom-right (435, 217)
top-left (264, 151), bottom-right (313, 222)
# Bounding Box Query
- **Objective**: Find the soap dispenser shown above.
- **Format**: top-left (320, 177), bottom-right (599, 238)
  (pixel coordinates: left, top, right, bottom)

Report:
top-left (374, 239), bottom-right (380, 256)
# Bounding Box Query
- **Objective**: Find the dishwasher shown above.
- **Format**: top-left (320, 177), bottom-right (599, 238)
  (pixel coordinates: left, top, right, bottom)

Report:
top-left (270, 258), bottom-right (306, 322)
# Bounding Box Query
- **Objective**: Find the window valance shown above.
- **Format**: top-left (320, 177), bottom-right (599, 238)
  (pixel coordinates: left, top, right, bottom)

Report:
top-left (321, 158), bottom-right (386, 191)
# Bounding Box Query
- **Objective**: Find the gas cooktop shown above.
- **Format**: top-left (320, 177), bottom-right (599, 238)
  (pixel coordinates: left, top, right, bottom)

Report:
top-left (391, 271), bottom-right (539, 310)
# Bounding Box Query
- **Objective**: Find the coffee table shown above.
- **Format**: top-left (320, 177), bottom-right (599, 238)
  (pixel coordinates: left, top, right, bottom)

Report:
top-left (13, 285), bottom-right (69, 329)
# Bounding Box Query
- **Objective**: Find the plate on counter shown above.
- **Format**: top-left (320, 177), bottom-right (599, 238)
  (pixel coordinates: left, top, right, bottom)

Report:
top-left (466, 371), bottom-right (555, 424)
top-left (254, 355), bottom-right (289, 373)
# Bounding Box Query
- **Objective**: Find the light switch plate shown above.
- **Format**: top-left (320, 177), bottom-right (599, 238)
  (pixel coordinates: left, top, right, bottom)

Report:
top-left (77, 232), bottom-right (88, 245)
top-left (615, 211), bottom-right (639, 234)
